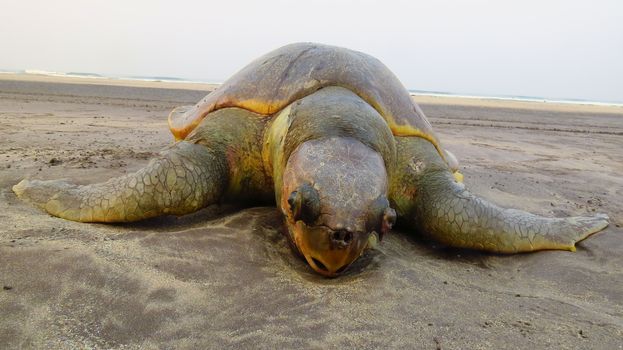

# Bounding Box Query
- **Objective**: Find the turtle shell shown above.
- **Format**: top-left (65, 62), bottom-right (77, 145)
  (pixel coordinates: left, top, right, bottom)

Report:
top-left (169, 42), bottom-right (444, 158)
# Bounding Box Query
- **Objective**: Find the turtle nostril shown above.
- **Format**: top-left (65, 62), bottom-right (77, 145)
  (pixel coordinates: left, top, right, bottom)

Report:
top-left (344, 231), bottom-right (353, 243)
top-left (312, 257), bottom-right (328, 272)
top-left (331, 230), bottom-right (353, 245)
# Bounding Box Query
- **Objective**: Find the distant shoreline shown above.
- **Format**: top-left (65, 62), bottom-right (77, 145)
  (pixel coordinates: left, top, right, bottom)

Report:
top-left (408, 90), bottom-right (623, 108)
top-left (0, 71), bottom-right (220, 92)
top-left (1, 71), bottom-right (621, 113)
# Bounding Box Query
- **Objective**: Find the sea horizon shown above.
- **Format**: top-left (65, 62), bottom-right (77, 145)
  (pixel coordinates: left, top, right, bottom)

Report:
top-left (1, 68), bottom-right (621, 108)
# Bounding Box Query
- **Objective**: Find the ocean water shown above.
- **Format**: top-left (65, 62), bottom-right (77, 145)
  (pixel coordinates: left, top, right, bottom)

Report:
top-left (0, 69), bottom-right (221, 86)
top-left (408, 90), bottom-right (623, 108)
top-left (1, 69), bottom-right (621, 107)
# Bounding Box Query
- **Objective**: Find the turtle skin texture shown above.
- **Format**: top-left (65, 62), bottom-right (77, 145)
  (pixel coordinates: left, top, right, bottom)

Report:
top-left (13, 43), bottom-right (609, 277)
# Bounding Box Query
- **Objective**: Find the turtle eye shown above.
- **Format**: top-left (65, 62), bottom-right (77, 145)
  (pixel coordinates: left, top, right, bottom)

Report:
top-left (380, 207), bottom-right (397, 240)
top-left (366, 195), bottom-right (396, 241)
top-left (287, 183), bottom-right (320, 225)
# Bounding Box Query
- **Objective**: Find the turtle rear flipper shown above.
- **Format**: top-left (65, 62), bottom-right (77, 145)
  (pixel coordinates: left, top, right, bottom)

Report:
top-left (13, 141), bottom-right (227, 222)
top-left (393, 137), bottom-right (610, 253)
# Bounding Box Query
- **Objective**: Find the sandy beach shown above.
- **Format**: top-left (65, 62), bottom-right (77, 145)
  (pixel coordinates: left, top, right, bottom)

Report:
top-left (0, 74), bottom-right (621, 349)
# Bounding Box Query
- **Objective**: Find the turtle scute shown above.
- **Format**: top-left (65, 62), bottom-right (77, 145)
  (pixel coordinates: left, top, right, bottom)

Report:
top-left (167, 42), bottom-right (446, 162)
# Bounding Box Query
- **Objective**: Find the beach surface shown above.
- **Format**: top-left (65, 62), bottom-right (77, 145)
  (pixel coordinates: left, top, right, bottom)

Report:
top-left (0, 74), bottom-right (621, 349)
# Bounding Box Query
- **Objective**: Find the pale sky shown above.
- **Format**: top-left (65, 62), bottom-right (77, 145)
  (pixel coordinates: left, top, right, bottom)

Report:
top-left (1, 0), bottom-right (622, 102)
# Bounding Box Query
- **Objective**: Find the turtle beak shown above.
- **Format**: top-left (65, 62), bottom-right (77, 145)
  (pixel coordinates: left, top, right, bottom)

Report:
top-left (291, 223), bottom-right (369, 277)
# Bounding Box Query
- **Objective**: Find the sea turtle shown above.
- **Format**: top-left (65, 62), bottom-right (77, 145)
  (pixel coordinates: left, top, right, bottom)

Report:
top-left (13, 43), bottom-right (609, 277)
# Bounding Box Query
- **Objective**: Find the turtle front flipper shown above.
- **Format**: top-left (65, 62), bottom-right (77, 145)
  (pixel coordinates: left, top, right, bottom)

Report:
top-left (13, 141), bottom-right (227, 222)
top-left (392, 137), bottom-right (609, 253)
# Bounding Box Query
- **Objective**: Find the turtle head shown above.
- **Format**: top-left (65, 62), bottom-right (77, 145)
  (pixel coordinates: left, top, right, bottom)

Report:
top-left (280, 137), bottom-right (396, 277)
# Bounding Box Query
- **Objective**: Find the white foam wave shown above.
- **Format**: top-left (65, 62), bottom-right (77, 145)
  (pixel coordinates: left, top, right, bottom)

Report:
top-left (410, 91), bottom-right (623, 108)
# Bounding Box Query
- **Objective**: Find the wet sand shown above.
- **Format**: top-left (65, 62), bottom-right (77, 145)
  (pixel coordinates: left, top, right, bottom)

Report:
top-left (0, 75), bottom-right (621, 349)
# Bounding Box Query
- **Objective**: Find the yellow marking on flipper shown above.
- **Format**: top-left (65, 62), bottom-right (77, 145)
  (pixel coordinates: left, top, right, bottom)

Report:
top-left (453, 171), bottom-right (464, 183)
top-left (366, 233), bottom-right (378, 250)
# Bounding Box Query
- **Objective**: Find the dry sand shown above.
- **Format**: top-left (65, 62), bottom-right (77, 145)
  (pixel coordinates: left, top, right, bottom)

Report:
top-left (0, 75), bottom-right (621, 349)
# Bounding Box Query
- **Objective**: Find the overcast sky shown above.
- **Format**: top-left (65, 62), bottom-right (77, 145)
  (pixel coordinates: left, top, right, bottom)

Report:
top-left (1, 0), bottom-right (621, 102)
